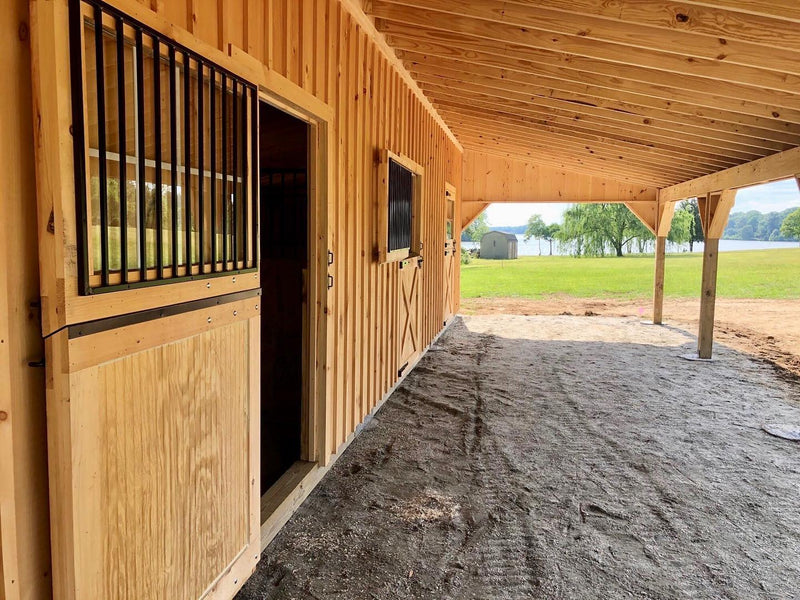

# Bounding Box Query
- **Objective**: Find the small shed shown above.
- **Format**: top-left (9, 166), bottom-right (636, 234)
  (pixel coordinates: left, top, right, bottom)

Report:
top-left (481, 231), bottom-right (519, 259)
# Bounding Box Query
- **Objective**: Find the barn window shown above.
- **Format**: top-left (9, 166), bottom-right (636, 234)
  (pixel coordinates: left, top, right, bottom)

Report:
top-left (378, 150), bottom-right (423, 263)
top-left (69, 0), bottom-right (258, 293)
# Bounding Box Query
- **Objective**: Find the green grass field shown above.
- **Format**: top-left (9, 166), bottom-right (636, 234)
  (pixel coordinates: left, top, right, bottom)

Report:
top-left (460, 249), bottom-right (800, 300)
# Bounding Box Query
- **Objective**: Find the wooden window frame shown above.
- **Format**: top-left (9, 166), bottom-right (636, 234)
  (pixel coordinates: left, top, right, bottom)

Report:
top-left (71, 0), bottom-right (259, 294)
top-left (32, 0), bottom-right (269, 334)
top-left (377, 149), bottom-right (424, 263)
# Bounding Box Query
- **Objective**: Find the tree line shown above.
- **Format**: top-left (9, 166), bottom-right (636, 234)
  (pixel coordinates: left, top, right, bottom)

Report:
top-left (463, 202), bottom-right (800, 257)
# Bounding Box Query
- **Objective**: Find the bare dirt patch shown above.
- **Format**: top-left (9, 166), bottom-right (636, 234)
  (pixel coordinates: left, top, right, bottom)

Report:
top-left (461, 297), bottom-right (800, 378)
top-left (238, 316), bottom-right (800, 600)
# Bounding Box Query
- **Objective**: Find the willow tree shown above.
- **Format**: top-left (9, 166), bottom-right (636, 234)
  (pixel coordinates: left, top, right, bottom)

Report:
top-left (557, 204), bottom-right (647, 257)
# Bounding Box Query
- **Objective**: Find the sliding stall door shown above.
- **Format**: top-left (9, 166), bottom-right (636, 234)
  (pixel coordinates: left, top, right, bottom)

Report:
top-left (31, 0), bottom-right (261, 597)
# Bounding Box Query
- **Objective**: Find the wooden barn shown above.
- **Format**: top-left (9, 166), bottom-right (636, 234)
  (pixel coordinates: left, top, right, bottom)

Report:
top-left (1, 1), bottom-right (798, 599)
top-left (480, 231), bottom-right (519, 260)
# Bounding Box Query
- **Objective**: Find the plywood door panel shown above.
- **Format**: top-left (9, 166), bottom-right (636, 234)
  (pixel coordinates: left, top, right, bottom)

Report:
top-left (45, 300), bottom-right (261, 600)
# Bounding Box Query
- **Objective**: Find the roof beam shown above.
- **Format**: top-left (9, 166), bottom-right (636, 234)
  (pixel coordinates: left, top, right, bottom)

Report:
top-left (396, 43), bottom-right (800, 136)
top-left (501, 0), bottom-right (800, 48)
top-left (418, 81), bottom-right (791, 154)
top-left (658, 146), bottom-right (800, 202)
top-left (375, 0), bottom-right (800, 73)
top-left (432, 96), bottom-right (765, 163)
top-left (384, 25), bottom-right (800, 123)
top-left (370, 2), bottom-right (800, 100)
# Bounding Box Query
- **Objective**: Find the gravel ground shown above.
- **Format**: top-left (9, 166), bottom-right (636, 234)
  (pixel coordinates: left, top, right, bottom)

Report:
top-left (237, 315), bottom-right (800, 600)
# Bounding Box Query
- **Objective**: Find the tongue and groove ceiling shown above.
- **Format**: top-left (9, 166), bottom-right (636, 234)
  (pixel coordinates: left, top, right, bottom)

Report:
top-left (363, 0), bottom-right (800, 189)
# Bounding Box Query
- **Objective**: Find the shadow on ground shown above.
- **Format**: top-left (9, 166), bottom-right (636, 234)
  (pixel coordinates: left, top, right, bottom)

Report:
top-left (237, 316), bottom-right (800, 600)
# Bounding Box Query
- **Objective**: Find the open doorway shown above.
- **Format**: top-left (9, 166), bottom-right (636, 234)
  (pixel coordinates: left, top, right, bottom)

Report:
top-left (259, 101), bottom-right (309, 494)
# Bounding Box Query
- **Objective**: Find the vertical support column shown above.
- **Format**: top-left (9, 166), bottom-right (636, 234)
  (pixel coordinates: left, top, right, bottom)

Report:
top-left (694, 190), bottom-right (735, 359)
top-left (697, 237), bottom-right (719, 358)
top-left (653, 235), bottom-right (666, 325)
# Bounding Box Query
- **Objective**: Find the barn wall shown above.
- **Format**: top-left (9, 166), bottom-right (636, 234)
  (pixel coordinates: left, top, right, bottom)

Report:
top-left (0, 2), bottom-right (52, 599)
top-left (161, 0), bottom-right (463, 456)
top-left (1, 1), bottom-right (461, 595)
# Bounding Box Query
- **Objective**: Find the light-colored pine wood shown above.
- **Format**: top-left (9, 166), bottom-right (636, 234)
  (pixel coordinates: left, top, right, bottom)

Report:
top-left (698, 237), bottom-right (720, 359)
top-left (652, 236), bottom-right (666, 325)
top-left (659, 147), bottom-right (800, 202)
top-left (462, 152), bottom-right (658, 204)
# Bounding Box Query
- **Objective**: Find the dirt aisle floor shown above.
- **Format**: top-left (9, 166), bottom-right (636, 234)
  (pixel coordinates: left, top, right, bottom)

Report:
top-left (461, 297), bottom-right (800, 377)
top-left (238, 316), bottom-right (800, 600)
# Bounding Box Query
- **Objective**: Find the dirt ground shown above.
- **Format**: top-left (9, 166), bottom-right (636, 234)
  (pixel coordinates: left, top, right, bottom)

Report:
top-left (237, 315), bottom-right (800, 600)
top-left (462, 297), bottom-right (800, 378)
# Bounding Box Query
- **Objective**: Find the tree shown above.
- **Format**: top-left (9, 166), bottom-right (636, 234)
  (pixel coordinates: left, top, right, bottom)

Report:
top-left (668, 203), bottom-right (693, 246)
top-left (524, 214), bottom-right (548, 255)
top-left (557, 203), bottom-right (648, 257)
top-left (464, 212), bottom-right (489, 244)
top-left (685, 199), bottom-right (704, 251)
top-left (544, 223), bottom-right (561, 255)
top-left (780, 207), bottom-right (800, 243)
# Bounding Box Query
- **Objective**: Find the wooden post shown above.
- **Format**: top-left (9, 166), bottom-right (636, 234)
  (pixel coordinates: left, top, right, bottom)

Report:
top-left (653, 235), bottom-right (666, 324)
top-left (695, 190), bottom-right (736, 359)
top-left (697, 237), bottom-right (719, 358)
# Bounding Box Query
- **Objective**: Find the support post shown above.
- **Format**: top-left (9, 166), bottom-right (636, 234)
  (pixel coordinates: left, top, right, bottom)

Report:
top-left (653, 236), bottom-right (666, 324)
top-left (697, 237), bottom-right (719, 358)
top-left (694, 190), bottom-right (736, 359)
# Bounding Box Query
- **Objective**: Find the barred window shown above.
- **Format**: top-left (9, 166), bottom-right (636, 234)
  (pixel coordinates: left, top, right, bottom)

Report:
top-left (388, 159), bottom-right (413, 253)
top-left (70, 0), bottom-right (258, 293)
top-left (378, 150), bottom-right (423, 263)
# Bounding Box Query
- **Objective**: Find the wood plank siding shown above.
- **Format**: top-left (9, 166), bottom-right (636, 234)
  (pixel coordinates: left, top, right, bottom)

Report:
top-left (2, 0), bottom-right (461, 597)
top-left (93, 0), bottom-right (463, 458)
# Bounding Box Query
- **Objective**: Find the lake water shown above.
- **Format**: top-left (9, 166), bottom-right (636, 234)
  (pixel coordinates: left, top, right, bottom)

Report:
top-left (461, 236), bottom-right (799, 257)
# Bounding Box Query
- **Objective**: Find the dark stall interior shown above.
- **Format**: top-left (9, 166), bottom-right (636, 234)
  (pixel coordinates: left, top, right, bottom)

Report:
top-left (259, 101), bottom-right (309, 494)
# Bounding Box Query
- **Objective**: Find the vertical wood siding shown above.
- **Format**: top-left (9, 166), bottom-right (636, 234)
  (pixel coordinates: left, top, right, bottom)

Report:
top-left (135, 0), bottom-right (463, 456)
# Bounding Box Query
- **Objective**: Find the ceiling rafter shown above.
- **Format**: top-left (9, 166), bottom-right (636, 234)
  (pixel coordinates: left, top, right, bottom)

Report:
top-left (370, 2), bottom-right (800, 98)
top-left (362, 0), bottom-right (800, 188)
top-left (376, 0), bottom-right (800, 73)
top-left (418, 81), bottom-right (791, 154)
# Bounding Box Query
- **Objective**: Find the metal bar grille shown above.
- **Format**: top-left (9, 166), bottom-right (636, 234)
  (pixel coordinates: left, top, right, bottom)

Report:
top-left (221, 73), bottom-right (228, 271)
top-left (115, 15), bottom-right (128, 283)
top-left (388, 159), bottom-right (413, 252)
top-left (69, 0), bottom-right (258, 294)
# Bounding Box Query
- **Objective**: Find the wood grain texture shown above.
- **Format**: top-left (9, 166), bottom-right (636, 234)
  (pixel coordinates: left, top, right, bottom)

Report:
top-left (462, 151), bottom-right (658, 204)
top-left (48, 312), bottom-right (259, 600)
top-left (0, 1), bottom-right (52, 599)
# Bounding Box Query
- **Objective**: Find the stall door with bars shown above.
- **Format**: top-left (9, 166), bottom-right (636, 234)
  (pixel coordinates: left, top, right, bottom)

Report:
top-left (31, 1), bottom-right (260, 597)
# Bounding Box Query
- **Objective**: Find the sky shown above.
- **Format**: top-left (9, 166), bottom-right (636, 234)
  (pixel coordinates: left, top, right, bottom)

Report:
top-left (485, 178), bottom-right (800, 227)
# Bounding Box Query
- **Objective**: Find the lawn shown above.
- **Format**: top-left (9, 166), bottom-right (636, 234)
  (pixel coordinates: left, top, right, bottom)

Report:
top-left (460, 249), bottom-right (800, 300)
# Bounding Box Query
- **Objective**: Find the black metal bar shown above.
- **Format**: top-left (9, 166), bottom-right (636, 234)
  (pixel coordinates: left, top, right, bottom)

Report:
top-left (210, 66), bottom-right (217, 271)
top-left (169, 45), bottom-right (178, 274)
top-left (69, 0), bottom-right (90, 295)
top-left (135, 27), bottom-right (146, 280)
top-left (153, 36), bottom-right (163, 279)
top-left (115, 16), bottom-right (128, 283)
top-left (232, 79), bottom-right (238, 268)
top-left (197, 61), bottom-right (205, 270)
top-left (183, 51), bottom-right (191, 270)
top-left (94, 5), bottom-right (109, 286)
top-left (241, 84), bottom-right (248, 267)
top-left (221, 73), bottom-right (228, 271)
top-left (69, 288), bottom-right (261, 338)
top-left (250, 88), bottom-right (258, 268)
top-left (71, 0), bottom-right (260, 292)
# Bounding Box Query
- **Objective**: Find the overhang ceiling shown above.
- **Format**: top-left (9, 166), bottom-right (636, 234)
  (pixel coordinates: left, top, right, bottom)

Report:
top-left (364, 0), bottom-right (800, 188)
